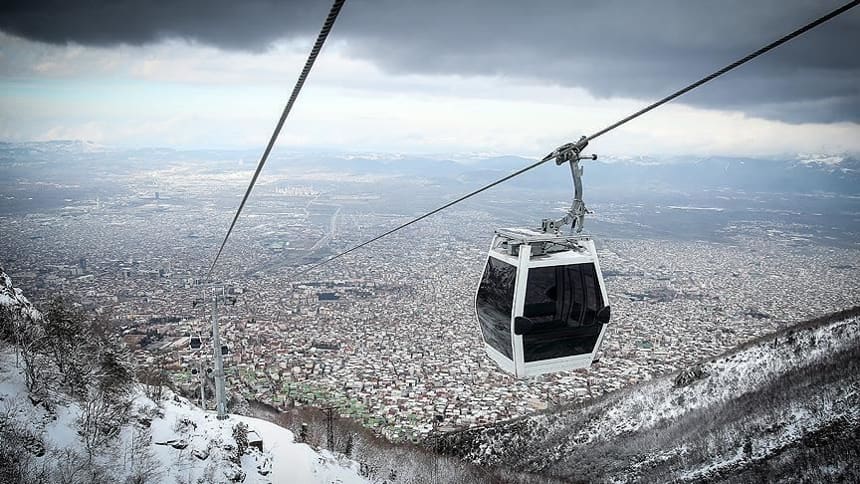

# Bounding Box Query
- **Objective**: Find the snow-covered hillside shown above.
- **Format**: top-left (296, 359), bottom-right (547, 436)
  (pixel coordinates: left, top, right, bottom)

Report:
top-left (1, 268), bottom-right (43, 323)
top-left (0, 353), bottom-right (367, 483)
top-left (443, 308), bottom-right (860, 482)
top-left (1, 267), bottom-right (369, 484)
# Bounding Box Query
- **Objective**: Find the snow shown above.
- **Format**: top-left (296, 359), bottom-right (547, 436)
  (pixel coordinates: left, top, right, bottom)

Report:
top-left (42, 401), bottom-right (83, 449)
top-left (141, 392), bottom-right (369, 483)
top-left (1, 267), bottom-right (44, 322)
top-left (0, 353), bottom-right (28, 397)
top-left (458, 312), bottom-right (860, 479)
top-left (232, 415), bottom-right (364, 484)
top-left (1, 266), bottom-right (370, 484)
top-left (0, 350), bottom-right (370, 484)
top-left (797, 153), bottom-right (845, 166)
top-left (572, 316), bottom-right (860, 446)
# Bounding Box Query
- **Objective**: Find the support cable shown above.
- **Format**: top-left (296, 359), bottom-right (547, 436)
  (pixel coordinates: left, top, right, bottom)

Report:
top-left (584, 0), bottom-right (858, 143)
top-left (296, 0), bottom-right (858, 277)
top-left (207, 0), bottom-right (346, 279)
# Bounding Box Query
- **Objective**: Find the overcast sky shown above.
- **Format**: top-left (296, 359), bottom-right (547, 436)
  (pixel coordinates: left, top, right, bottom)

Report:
top-left (1, 0), bottom-right (858, 157)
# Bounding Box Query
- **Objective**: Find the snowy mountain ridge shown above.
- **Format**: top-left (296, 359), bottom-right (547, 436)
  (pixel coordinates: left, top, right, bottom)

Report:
top-left (0, 354), bottom-right (368, 483)
top-left (442, 307), bottom-right (860, 482)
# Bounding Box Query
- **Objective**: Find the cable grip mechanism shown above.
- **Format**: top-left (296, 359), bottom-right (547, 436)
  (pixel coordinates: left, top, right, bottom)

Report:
top-left (541, 136), bottom-right (598, 234)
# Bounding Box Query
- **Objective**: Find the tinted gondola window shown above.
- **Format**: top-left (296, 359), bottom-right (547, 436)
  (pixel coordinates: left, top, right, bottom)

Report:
top-left (521, 263), bottom-right (604, 362)
top-left (475, 257), bottom-right (515, 358)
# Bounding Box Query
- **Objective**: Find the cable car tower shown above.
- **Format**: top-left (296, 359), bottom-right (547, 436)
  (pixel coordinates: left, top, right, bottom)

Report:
top-left (475, 137), bottom-right (611, 378)
top-left (193, 286), bottom-right (233, 419)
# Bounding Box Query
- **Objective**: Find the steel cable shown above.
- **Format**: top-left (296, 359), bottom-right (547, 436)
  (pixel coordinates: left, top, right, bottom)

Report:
top-left (584, 0), bottom-right (859, 143)
top-left (207, 0), bottom-right (346, 279)
top-left (294, 0), bottom-right (857, 279)
top-left (208, 0), bottom-right (857, 280)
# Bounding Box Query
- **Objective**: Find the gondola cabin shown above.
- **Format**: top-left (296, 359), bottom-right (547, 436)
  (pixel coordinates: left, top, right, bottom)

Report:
top-left (475, 228), bottom-right (611, 378)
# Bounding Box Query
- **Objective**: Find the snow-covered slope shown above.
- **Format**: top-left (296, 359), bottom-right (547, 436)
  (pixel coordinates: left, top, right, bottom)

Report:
top-left (1, 268), bottom-right (43, 323)
top-left (1, 266), bottom-right (369, 484)
top-left (0, 348), bottom-right (369, 484)
top-left (443, 309), bottom-right (860, 482)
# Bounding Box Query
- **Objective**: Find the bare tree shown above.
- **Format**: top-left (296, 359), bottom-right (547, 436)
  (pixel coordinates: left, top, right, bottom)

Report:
top-left (0, 401), bottom-right (48, 484)
top-left (51, 448), bottom-right (91, 484)
top-left (1, 302), bottom-right (48, 395)
top-left (77, 385), bottom-right (133, 465)
top-left (42, 299), bottom-right (87, 380)
top-left (139, 349), bottom-right (170, 403)
top-left (125, 426), bottom-right (162, 484)
top-left (15, 320), bottom-right (47, 396)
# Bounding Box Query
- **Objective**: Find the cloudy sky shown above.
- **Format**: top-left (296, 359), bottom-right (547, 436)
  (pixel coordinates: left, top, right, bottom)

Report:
top-left (1, 0), bottom-right (858, 157)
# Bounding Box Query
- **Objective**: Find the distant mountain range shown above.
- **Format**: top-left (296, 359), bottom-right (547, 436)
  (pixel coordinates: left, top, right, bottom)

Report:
top-left (1, 141), bottom-right (858, 197)
top-left (327, 152), bottom-right (860, 196)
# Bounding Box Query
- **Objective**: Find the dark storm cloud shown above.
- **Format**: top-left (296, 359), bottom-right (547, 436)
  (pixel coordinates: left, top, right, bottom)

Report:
top-left (2, 0), bottom-right (858, 123)
top-left (0, 0), bottom-right (324, 51)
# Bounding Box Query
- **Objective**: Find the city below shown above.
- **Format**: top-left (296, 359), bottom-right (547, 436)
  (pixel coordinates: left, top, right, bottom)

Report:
top-left (2, 149), bottom-right (858, 441)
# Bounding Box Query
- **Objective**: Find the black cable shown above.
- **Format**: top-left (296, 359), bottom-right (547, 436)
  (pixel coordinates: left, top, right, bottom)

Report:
top-left (296, 1), bottom-right (857, 278)
top-left (585, 0), bottom-right (859, 142)
top-left (207, 0), bottom-right (346, 279)
top-left (232, 0), bottom-right (860, 276)
top-left (295, 156), bottom-right (551, 276)
top-left (295, 0), bottom-right (857, 278)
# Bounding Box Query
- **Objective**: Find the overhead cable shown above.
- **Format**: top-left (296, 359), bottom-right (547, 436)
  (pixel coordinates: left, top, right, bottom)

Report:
top-left (583, 0), bottom-right (859, 143)
top-left (296, 0), bottom-right (858, 278)
top-left (207, 0), bottom-right (346, 279)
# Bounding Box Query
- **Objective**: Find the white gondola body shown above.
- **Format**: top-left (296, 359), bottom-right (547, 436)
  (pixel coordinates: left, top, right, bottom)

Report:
top-left (475, 228), bottom-right (611, 378)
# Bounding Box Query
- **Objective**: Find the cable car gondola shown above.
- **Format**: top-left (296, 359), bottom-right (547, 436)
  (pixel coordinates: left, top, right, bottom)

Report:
top-left (475, 138), bottom-right (611, 378)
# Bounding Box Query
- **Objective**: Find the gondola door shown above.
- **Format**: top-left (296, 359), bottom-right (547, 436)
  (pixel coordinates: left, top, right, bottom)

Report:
top-left (510, 243), bottom-right (531, 378)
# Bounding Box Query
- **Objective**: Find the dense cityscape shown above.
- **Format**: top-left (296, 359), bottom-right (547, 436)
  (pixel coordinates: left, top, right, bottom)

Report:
top-left (3, 164), bottom-right (858, 441)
